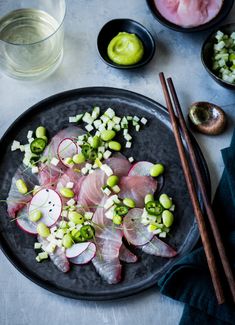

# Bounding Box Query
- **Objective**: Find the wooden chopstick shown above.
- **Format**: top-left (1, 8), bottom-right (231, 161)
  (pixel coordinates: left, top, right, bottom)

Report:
top-left (159, 72), bottom-right (225, 305)
top-left (167, 77), bottom-right (235, 304)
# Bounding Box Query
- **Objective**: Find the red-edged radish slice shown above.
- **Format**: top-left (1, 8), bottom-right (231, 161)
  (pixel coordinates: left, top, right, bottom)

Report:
top-left (70, 242), bottom-right (96, 265)
top-left (28, 189), bottom-right (62, 227)
top-left (123, 208), bottom-right (153, 246)
top-left (65, 242), bottom-right (90, 258)
top-left (57, 138), bottom-right (79, 166)
top-left (16, 207), bottom-right (37, 235)
top-left (128, 161), bottom-right (153, 176)
top-left (142, 236), bottom-right (177, 257)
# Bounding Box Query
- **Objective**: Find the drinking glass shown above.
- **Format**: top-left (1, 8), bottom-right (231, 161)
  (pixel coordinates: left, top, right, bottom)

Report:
top-left (0, 0), bottom-right (66, 80)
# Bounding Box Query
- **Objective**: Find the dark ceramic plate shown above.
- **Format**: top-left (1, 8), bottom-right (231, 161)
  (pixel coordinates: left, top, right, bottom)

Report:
top-left (0, 87), bottom-right (210, 300)
top-left (146, 0), bottom-right (234, 33)
top-left (97, 19), bottom-right (155, 69)
top-left (201, 23), bottom-right (235, 90)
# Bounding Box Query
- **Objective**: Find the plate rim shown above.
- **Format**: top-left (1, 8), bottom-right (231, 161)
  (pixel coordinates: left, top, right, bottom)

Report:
top-left (0, 86), bottom-right (210, 300)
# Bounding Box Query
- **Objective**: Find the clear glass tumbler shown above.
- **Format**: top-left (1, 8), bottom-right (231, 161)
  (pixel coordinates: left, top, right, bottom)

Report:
top-left (0, 0), bottom-right (66, 80)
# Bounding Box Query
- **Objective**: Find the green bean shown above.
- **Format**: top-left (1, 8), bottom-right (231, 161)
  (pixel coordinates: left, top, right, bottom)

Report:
top-left (68, 211), bottom-right (84, 224)
top-left (162, 210), bottom-right (174, 227)
top-left (159, 194), bottom-right (172, 209)
top-left (150, 163), bottom-right (164, 177)
top-left (100, 130), bottom-right (116, 141)
top-left (37, 222), bottom-right (50, 238)
top-left (62, 234), bottom-right (73, 248)
top-left (91, 135), bottom-right (100, 149)
top-left (108, 141), bottom-right (121, 151)
top-left (35, 126), bottom-right (46, 138)
top-left (29, 209), bottom-right (42, 222)
top-left (60, 187), bottom-right (74, 198)
top-left (113, 215), bottom-right (122, 225)
top-left (107, 175), bottom-right (119, 187)
top-left (123, 198), bottom-right (136, 208)
top-left (72, 153), bottom-right (86, 164)
top-left (144, 194), bottom-right (154, 204)
top-left (16, 179), bottom-right (28, 194)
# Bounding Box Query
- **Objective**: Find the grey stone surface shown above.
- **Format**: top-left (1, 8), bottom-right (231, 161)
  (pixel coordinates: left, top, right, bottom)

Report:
top-left (0, 1), bottom-right (235, 324)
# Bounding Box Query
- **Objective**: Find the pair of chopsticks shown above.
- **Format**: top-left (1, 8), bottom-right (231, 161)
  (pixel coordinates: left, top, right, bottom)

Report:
top-left (159, 72), bottom-right (235, 305)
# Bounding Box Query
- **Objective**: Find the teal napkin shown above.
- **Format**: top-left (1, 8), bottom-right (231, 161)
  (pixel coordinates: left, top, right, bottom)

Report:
top-left (158, 129), bottom-right (235, 325)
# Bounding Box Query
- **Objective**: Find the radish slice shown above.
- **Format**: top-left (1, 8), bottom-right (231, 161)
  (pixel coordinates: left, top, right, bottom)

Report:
top-left (128, 161), bottom-right (153, 176)
top-left (16, 207), bottom-right (37, 235)
top-left (57, 138), bottom-right (79, 166)
top-left (70, 242), bottom-right (96, 264)
top-left (28, 189), bottom-right (62, 227)
top-left (66, 242), bottom-right (90, 258)
top-left (123, 208), bottom-right (153, 246)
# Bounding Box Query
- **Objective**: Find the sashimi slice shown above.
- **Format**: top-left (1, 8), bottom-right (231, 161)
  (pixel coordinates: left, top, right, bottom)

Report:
top-left (92, 225), bottom-right (123, 284)
top-left (7, 165), bottom-right (38, 218)
top-left (123, 208), bottom-right (153, 246)
top-left (119, 243), bottom-right (138, 263)
top-left (38, 236), bottom-right (70, 272)
top-left (66, 242), bottom-right (90, 258)
top-left (70, 242), bottom-right (96, 264)
top-left (119, 176), bottom-right (157, 208)
top-left (78, 169), bottom-right (107, 208)
top-left (28, 189), bottom-right (62, 227)
top-left (128, 161), bottom-right (153, 176)
top-left (106, 155), bottom-right (131, 177)
top-left (141, 236), bottom-right (177, 257)
top-left (57, 138), bottom-right (80, 166)
top-left (92, 256), bottom-right (122, 284)
top-left (16, 206), bottom-right (37, 235)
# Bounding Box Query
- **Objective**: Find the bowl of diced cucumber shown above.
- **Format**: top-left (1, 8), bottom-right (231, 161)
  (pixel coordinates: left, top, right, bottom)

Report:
top-left (201, 23), bottom-right (235, 89)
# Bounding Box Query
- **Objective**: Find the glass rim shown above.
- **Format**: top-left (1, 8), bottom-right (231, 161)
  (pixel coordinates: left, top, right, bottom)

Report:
top-left (0, 0), bottom-right (67, 46)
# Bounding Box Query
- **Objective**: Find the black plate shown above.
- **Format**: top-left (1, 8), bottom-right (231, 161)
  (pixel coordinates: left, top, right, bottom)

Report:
top-left (0, 87), bottom-right (210, 300)
top-left (146, 0), bottom-right (234, 33)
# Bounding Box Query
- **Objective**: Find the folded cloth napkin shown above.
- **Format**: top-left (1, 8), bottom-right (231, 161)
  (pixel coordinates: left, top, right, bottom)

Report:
top-left (158, 129), bottom-right (235, 325)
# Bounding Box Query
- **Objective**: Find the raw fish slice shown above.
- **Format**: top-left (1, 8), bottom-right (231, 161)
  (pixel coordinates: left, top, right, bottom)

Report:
top-left (7, 165), bottom-right (38, 218)
top-left (119, 243), bottom-right (138, 263)
top-left (92, 256), bottom-right (122, 284)
top-left (56, 168), bottom-right (85, 203)
top-left (123, 208), bottom-right (153, 246)
top-left (78, 169), bottom-right (107, 208)
top-left (119, 176), bottom-right (157, 208)
top-left (141, 236), bottom-right (177, 257)
top-left (92, 225), bottom-right (123, 284)
top-left (16, 206), bottom-right (37, 235)
top-left (38, 236), bottom-right (70, 272)
top-left (38, 126), bottom-right (84, 187)
top-left (105, 156), bottom-right (131, 177)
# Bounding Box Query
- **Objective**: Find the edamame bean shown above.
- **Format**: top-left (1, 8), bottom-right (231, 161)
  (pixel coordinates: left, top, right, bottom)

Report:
top-left (123, 198), bottom-right (136, 208)
top-left (162, 210), bottom-right (174, 227)
top-left (150, 163), bottom-right (164, 177)
top-left (91, 135), bottom-right (100, 149)
top-left (35, 126), bottom-right (46, 138)
top-left (16, 179), bottom-right (28, 194)
top-left (159, 194), bottom-right (172, 209)
top-left (68, 211), bottom-right (84, 224)
top-left (29, 209), bottom-right (42, 222)
top-left (107, 175), bottom-right (119, 187)
top-left (40, 135), bottom-right (48, 144)
top-left (144, 194), bottom-right (154, 204)
top-left (73, 153), bottom-right (86, 164)
top-left (100, 130), bottom-right (116, 141)
top-left (113, 215), bottom-right (122, 225)
top-left (60, 187), bottom-right (74, 198)
top-left (62, 234), bottom-right (73, 248)
top-left (108, 141), bottom-right (121, 151)
top-left (37, 222), bottom-right (50, 238)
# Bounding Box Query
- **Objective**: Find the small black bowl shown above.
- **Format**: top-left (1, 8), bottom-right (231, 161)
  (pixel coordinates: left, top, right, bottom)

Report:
top-left (97, 19), bottom-right (155, 69)
top-left (201, 23), bottom-right (235, 90)
top-left (146, 0), bottom-right (234, 33)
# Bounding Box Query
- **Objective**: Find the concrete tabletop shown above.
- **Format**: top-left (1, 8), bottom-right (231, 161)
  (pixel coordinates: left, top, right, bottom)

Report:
top-left (0, 1), bottom-right (235, 324)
